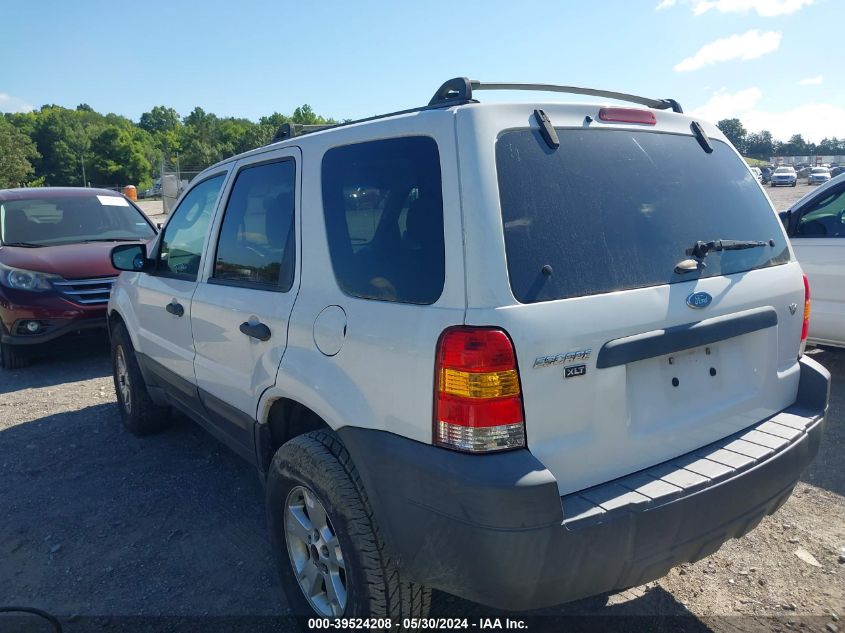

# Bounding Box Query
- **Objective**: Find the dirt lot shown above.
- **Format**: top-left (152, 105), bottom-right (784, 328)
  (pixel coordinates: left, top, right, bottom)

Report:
top-left (1, 183), bottom-right (842, 632)
top-left (766, 182), bottom-right (818, 212)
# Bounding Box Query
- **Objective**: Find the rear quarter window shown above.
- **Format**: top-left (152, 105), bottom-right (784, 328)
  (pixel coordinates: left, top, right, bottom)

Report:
top-left (321, 136), bottom-right (445, 304)
top-left (496, 128), bottom-right (790, 303)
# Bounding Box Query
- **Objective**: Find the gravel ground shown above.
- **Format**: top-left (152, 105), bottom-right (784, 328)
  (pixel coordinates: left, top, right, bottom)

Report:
top-left (1, 184), bottom-right (841, 632)
top-left (765, 182), bottom-right (818, 212)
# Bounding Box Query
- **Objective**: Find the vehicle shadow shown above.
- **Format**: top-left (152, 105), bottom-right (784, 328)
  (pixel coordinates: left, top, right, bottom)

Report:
top-left (0, 336), bottom-right (111, 396)
top-left (799, 348), bottom-right (845, 497)
top-left (0, 402), bottom-right (284, 617)
top-left (432, 586), bottom-right (715, 632)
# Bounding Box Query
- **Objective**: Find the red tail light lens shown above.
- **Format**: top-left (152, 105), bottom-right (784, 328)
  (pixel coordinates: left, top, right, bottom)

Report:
top-left (800, 274), bottom-right (810, 356)
top-left (434, 327), bottom-right (526, 453)
top-left (598, 107), bottom-right (656, 125)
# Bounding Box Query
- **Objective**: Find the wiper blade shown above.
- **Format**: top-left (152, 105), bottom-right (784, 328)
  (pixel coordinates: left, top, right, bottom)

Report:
top-left (81, 238), bottom-right (140, 243)
top-left (2, 242), bottom-right (44, 248)
top-left (675, 238), bottom-right (774, 274)
top-left (687, 239), bottom-right (773, 258)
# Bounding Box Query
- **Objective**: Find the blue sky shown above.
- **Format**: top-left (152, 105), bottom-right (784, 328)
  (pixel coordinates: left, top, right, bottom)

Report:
top-left (1, 0), bottom-right (842, 142)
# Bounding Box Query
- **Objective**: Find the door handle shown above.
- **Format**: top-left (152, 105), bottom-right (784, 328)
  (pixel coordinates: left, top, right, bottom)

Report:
top-left (165, 301), bottom-right (184, 317)
top-left (240, 321), bottom-right (271, 342)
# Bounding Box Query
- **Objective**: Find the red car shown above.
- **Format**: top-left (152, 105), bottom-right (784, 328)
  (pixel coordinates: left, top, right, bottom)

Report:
top-left (0, 187), bottom-right (156, 368)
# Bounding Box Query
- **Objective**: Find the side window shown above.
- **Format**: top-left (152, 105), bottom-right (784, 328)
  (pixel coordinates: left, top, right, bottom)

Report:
top-left (212, 160), bottom-right (296, 290)
top-left (321, 137), bottom-right (444, 304)
top-left (795, 186), bottom-right (845, 238)
top-left (159, 174), bottom-right (225, 279)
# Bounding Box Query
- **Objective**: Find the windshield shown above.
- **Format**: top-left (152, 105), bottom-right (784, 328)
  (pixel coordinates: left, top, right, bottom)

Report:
top-left (496, 128), bottom-right (790, 303)
top-left (811, 168), bottom-right (829, 173)
top-left (0, 195), bottom-right (155, 247)
top-left (775, 167), bottom-right (794, 173)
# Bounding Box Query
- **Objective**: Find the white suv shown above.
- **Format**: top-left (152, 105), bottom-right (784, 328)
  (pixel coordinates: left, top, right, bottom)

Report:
top-left (107, 78), bottom-right (830, 619)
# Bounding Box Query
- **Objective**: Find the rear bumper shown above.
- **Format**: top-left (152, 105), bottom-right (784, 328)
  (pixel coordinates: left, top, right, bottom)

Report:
top-left (340, 356), bottom-right (829, 611)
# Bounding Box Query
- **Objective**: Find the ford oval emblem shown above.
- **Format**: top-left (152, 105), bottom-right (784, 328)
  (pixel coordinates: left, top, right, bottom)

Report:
top-left (686, 291), bottom-right (712, 309)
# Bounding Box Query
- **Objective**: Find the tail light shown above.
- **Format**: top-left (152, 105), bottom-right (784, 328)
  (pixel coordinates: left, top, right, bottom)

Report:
top-left (434, 327), bottom-right (526, 453)
top-left (799, 273), bottom-right (810, 357)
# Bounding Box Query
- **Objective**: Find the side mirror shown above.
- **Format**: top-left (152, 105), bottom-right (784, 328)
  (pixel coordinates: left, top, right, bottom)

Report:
top-left (779, 210), bottom-right (791, 229)
top-left (111, 243), bottom-right (151, 272)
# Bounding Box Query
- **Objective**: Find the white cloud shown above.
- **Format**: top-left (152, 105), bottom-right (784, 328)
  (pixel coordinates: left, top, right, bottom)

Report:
top-left (798, 75), bottom-right (823, 86)
top-left (690, 88), bottom-right (845, 143)
top-left (0, 92), bottom-right (33, 113)
top-left (674, 30), bottom-right (781, 72)
top-left (743, 104), bottom-right (845, 143)
top-left (659, 0), bottom-right (814, 15)
top-left (689, 87), bottom-right (763, 121)
top-left (693, 0), bottom-right (814, 17)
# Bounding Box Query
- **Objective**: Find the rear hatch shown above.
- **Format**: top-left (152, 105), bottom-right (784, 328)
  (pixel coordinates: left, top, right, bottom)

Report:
top-left (459, 106), bottom-right (806, 495)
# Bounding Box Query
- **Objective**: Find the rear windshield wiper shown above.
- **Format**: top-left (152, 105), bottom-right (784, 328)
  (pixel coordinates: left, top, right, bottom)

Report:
top-left (1, 242), bottom-right (44, 248)
top-left (675, 239), bottom-right (774, 273)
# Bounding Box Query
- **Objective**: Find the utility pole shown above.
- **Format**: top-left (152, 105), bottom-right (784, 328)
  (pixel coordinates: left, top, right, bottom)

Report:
top-left (80, 154), bottom-right (87, 187)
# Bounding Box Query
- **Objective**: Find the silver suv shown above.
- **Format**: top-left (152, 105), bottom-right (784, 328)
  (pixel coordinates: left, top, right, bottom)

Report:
top-left (107, 78), bottom-right (829, 619)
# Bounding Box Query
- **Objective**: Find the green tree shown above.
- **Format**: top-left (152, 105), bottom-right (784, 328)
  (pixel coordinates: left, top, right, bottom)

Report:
top-left (817, 138), bottom-right (845, 155)
top-left (0, 118), bottom-right (40, 187)
top-left (31, 107), bottom-right (80, 184)
top-left (139, 106), bottom-right (181, 134)
top-left (89, 125), bottom-right (152, 186)
top-left (717, 118), bottom-right (747, 154)
top-left (745, 130), bottom-right (774, 160)
top-left (781, 134), bottom-right (810, 157)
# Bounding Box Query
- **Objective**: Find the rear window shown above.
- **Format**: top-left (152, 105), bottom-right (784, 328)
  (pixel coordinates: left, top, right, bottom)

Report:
top-left (496, 129), bottom-right (790, 303)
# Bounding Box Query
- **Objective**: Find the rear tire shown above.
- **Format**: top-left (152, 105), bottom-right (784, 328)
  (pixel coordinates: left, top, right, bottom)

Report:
top-left (0, 342), bottom-right (28, 370)
top-left (266, 430), bottom-right (431, 622)
top-left (110, 321), bottom-right (170, 435)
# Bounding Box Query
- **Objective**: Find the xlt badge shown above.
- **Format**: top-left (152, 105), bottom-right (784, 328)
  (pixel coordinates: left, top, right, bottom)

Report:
top-left (564, 364), bottom-right (587, 379)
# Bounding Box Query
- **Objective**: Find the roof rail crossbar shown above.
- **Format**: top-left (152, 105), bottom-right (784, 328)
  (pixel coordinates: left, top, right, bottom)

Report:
top-left (272, 122), bottom-right (337, 143)
top-left (470, 81), bottom-right (683, 113)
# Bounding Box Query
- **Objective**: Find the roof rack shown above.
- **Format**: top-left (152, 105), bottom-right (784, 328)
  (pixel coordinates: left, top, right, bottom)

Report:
top-left (265, 78), bottom-right (683, 149)
top-left (272, 122), bottom-right (337, 142)
top-left (428, 78), bottom-right (683, 113)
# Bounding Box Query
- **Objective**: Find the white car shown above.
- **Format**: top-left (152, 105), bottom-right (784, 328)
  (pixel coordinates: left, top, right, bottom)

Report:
top-left (751, 166), bottom-right (763, 182)
top-left (808, 167), bottom-right (832, 185)
top-left (105, 78), bottom-right (829, 619)
top-left (785, 172), bottom-right (845, 348)
top-left (771, 166), bottom-right (798, 187)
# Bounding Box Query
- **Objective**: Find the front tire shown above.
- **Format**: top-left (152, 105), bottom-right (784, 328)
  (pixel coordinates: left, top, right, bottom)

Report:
top-left (0, 341), bottom-right (28, 370)
top-left (110, 321), bottom-right (170, 435)
top-left (267, 430), bottom-right (431, 621)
